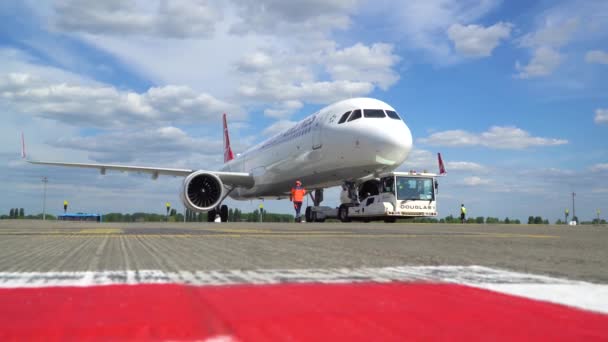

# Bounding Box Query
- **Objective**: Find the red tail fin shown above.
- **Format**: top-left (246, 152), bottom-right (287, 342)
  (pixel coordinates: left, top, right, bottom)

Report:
top-left (438, 153), bottom-right (446, 175)
top-left (223, 113), bottom-right (235, 163)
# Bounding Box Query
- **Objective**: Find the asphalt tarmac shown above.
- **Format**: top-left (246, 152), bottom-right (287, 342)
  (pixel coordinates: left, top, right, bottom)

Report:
top-left (0, 220), bottom-right (606, 282)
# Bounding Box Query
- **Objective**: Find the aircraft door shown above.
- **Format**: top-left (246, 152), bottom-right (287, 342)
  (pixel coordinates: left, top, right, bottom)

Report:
top-left (312, 115), bottom-right (323, 149)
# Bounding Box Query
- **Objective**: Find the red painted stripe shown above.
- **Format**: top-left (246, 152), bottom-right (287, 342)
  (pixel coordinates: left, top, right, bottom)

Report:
top-left (0, 283), bottom-right (606, 341)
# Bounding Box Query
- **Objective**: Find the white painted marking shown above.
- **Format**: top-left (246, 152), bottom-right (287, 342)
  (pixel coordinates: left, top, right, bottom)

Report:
top-left (0, 266), bottom-right (606, 314)
top-left (475, 284), bottom-right (608, 315)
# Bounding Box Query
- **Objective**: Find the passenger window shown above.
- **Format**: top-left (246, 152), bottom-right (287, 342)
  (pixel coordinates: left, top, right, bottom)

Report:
top-left (386, 110), bottom-right (401, 120)
top-left (338, 111), bottom-right (351, 124)
top-left (363, 109), bottom-right (386, 118)
top-left (348, 109), bottom-right (362, 122)
top-left (366, 197), bottom-right (375, 206)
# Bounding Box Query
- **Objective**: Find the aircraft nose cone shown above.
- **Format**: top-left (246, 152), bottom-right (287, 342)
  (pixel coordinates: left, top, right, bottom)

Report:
top-left (373, 120), bottom-right (412, 166)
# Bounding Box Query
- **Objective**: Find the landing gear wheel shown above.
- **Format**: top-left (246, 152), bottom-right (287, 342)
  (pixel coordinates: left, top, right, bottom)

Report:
top-left (305, 206), bottom-right (313, 223)
top-left (384, 217), bottom-right (397, 223)
top-left (338, 204), bottom-right (351, 223)
top-left (220, 205), bottom-right (228, 222)
top-left (207, 209), bottom-right (216, 222)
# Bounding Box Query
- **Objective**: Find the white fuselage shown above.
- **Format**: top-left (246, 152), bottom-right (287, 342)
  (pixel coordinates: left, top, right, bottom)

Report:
top-left (221, 98), bottom-right (413, 200)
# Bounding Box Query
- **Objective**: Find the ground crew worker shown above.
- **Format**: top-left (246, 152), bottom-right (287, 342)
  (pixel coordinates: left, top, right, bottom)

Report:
top-left (63, 200), bottom-right (68, 213)
top-left (460, 204), bottom-right (466, 224)
top-left (290, 180), bottom-right (306, 222)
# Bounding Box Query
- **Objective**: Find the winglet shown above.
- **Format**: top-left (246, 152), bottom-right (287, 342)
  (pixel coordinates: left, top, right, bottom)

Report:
top-left (21, 132), bottom-right (27, 160)
top-left (438, 153), bottom-right (446, 175)
top-left (223, 113), bottom-right (235, 163)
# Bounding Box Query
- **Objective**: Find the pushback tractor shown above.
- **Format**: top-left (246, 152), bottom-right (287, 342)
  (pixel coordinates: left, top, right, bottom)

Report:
top-left (305, 154), bottom-right (447, 223)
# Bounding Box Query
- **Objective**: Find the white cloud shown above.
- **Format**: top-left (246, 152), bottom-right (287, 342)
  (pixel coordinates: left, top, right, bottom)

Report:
top-left (263, 100), bottom-right (303, 119)
top-left (514, 0), bottom-right (608, 79)
top-left (236, 51), bottom-right (273, 73)
top-left (239, 79), bottom-right (373, 104)
top-left (75, 9), bottom-right (400, 111)
top-left (49, 126), bottom-right (223, 164)
top-left (378, 0), bottom-right (502, 63)
top-left (519, 18), bottom-right (579, 49)
top-left (447, 22), bottom-right (512, 58)
top-left (229, 0), bottom-right (358, 36)
top-left (0, 48), bottom-right (98, 86)
top-left (325, 43), bottom-right (400, 89)
top-left (463, 176), bottom-right (490, 186)
top-left (235, 41), bottom-right (399, 105)
top-left (397, 150), bottom-right (486, 174)
top-left (515, 46), bottom-right (562, 79)
top-left (0, 73), bottom-right (242, 129)
top-left (446, 161), bottom-right (486, 172)
top-left (419, 126), bottom-right (568, 149)
top-left (53, 0), bottom-right (222, 38)
top-left (262, 120), bottom-right (297, 136)
top-left (514, 16), bottom-right (578, 79)
top-left (585, 50), bottom-right (608, 64)
top-left (591, 163), bottom-right (608, 173)
top-left (595, 109), bottom-right (608, 125)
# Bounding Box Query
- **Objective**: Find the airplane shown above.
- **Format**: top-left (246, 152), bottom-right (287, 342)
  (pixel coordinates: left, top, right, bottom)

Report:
top-left (27, 97), bottom-right (441, 222)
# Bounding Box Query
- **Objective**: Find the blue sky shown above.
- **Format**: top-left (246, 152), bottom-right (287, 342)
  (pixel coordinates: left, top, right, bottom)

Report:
top-left (1, 0), bottom-right (607, 222)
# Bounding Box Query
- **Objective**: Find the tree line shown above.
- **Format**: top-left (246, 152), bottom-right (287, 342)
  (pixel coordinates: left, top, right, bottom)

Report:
top-left (1, 209), bottom-right (605, 225)
top-left (413, 215), bottom-right (606, 225)
top-left (409, 215), bottom-right (522, 224)
top-left (102, 208), bottom-right (292, 223)
top-left (0, 208), bottom-right (57, 220)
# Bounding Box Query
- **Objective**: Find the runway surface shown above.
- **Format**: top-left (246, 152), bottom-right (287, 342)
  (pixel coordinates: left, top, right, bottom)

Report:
top-left (1, 220), bottom-right (607, 340)
top-left (0, 219), bottom-right (606, 282)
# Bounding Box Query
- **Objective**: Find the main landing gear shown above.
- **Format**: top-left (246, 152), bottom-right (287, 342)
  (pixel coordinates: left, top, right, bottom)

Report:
top-left (305, 182), bottom-right (360, 223)
top-left (207, 204), bottom-right (228, 222)
top-left (206, 187), bottom-right (235, 223)
top-left (304, 189), bottom-right (327, 223)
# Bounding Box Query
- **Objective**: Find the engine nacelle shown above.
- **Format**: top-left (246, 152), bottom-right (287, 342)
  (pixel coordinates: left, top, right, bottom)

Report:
top-left (181, 171), bottom-right (224, 212)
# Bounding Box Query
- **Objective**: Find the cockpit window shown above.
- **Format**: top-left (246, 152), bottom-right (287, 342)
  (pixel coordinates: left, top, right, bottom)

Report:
top-left (348, 109), bottom-right (362, 122)
top-left (363, 109), bottom-right (386, 118)
top-left (338, 111), bottom-right (351, 124)
top-left (386, 110), bottom-right (401, 120)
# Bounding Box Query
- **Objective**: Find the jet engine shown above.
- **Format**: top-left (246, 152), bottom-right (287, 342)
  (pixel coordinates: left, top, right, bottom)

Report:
top-left (181, 171), bottom-right (224, 212)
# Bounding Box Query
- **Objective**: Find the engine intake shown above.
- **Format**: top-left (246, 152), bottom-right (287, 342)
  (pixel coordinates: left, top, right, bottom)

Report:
top-left (181, 171), bottom-right (223, 212)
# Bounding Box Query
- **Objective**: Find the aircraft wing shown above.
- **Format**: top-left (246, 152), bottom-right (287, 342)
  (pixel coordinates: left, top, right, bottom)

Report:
top-left (27, 160), bottom-right (255, 188)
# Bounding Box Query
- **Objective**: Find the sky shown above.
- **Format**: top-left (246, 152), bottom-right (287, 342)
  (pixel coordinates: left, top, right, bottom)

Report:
top-left (0, 0), bottom-right (607, 222)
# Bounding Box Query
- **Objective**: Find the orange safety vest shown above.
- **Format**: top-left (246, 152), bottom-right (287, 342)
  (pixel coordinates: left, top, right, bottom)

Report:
top-left (291, 187), bottom-right (306, 202)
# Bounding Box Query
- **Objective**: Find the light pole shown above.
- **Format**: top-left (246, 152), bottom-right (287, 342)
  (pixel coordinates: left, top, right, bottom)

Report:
top-left (259, 203), bottom-right (264, 223)
top-left (42, 176), bottom-right (48, 220)
top-left (572, 192), bottom-right (576, 223)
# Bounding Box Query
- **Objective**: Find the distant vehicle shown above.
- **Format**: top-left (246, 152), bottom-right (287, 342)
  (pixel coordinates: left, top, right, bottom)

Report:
top-left (58, 213), bottom-right (102, 222)
top-left (26, 97), bottom-right (445, 223)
